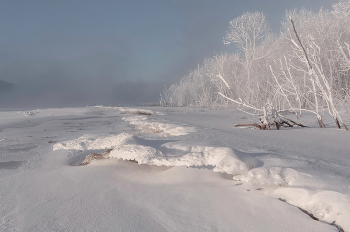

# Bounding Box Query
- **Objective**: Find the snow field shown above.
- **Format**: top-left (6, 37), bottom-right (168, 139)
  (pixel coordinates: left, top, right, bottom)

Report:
top-left (112, 107), bottom-right (350, 231)
top-left (2, 106), bottom-right (347, 231)
top-left (52, 107), bottom-right (350, 231)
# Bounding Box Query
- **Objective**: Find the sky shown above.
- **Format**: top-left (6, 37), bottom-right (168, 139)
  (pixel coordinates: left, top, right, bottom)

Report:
top-left (0, 0), bottom-right (338, 107)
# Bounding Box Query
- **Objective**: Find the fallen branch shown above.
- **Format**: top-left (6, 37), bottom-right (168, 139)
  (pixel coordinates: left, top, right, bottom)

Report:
top-left (235, 123), bottom-right (265, 130)
top-left (235, 115), bottom-right (307, 130)
top-left (280, 116), bottom-right (307, 127)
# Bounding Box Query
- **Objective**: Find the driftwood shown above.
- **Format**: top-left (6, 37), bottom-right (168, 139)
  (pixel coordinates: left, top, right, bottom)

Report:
top-left (280, 116), bottom-right (307, 127)
top-left (235, 123), bottom-right (264, 130)
top-left (235, 115), bottom-right (307, 130)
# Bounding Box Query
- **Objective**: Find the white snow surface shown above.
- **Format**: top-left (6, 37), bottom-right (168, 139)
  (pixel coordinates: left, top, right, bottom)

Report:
top-left (53, 132), bottom-right (134, 151)
top-left (123, 115), bottom-right (196, 136)
top-left (94, 105), bottom-right (164, 115)
top-left (1, 106), bottom-right (350, 231)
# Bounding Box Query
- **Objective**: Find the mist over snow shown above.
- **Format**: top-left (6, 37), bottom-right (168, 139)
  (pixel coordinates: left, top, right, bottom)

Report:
top-left (0, 0), bottom-right (337, 107)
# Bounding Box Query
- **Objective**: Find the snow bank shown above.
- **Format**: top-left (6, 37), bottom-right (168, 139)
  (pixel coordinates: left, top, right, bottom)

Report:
top-left (109, 145), bottom-right (167, 164)
top-left (233, 167), bottom-right (299, 187)
top-left (92, 106), bottom-right (194, 136)
top-left (275, 188), bottom-right (350, 231)
top-left (235, 166), bottom-right (350, 231)
top-left (170, 148), bottom-right (249, 175)
top-left (123, 116), bottom-right (195, 136)
top-left (54, 133), bottom-right (250, 175)
top-left (92, 106), bottom-right (164, 115)
top-left (162, 143), bottom-right (262, 170)
top-left (111, 145), bottom-right (249, 175)
top-left (53, 133), bottom-right (134, 151)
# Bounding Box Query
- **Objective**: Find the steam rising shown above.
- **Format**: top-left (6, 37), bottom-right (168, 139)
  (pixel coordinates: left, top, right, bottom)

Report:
top-left (0, 0), bottom-right (336, 107)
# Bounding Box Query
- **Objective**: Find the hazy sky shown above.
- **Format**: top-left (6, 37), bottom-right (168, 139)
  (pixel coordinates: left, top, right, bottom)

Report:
top-left (0, 0), bottom-right (337, 107)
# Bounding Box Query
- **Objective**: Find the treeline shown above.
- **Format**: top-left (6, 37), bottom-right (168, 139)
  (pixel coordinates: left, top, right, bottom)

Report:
top-left (160, 0), bottom-right (350, 128)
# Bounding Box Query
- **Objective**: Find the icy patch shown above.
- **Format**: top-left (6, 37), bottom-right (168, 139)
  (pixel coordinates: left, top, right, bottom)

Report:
top-left (0, 161), bottom-right (26, 170)
top-left (123, 116), bottom-right (195, 136)
top-left (53, 133), bottom-right (134, 151)
top-left (275, 189), bottom-right (350, 231)
top-left (233, 167), bottom-right (299, 187)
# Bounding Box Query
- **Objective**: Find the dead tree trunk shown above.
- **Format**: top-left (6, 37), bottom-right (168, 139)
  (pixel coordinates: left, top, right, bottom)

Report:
top-left (291, 19), bottom-right (326, 128)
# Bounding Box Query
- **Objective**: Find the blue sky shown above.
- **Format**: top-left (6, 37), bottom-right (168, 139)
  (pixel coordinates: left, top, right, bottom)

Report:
top-left (0, 0), bottom-right (338, 106)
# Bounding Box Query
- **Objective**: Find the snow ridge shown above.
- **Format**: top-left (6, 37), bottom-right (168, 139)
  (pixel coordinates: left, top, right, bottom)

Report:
top-left (234, 167), bottom-right (299, 187)
top-left (234, 167), bottom-right (350, 231)
top-left (53, 133), bottom-right (134, 151)
top-left (93, 105), bottom-right (164, 115)
top-left (122, 115), bottom-right (196, 136)
top-left (54, 133), bottom-right (250, 175)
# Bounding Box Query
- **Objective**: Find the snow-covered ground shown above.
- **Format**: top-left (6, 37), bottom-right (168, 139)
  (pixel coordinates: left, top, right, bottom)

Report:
top-left (1, 106), bottom-right (349, 231)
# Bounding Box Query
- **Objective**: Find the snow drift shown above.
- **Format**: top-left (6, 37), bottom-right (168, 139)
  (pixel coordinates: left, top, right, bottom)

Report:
top-left (123, 115), bottom-right (196, 136)
top-left (54, 133), bottom-right (251, 175)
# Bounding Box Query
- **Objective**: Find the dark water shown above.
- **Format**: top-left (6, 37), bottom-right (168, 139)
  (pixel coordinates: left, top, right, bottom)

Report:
top-left (0, 161), bottom-right (25, 169)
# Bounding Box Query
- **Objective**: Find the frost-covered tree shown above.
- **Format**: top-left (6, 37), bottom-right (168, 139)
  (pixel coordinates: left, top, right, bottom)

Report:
top-left (161, 0), bottom-right (349, 130)
top-left (332, 0), bottom-right (350, 18)
top-left (223, 12), bottom-right (271, 99)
